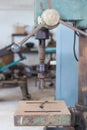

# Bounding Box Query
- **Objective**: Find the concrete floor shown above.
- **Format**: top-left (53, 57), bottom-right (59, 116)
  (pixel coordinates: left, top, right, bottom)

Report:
top-left (0, 77), bottom-right (55, 130)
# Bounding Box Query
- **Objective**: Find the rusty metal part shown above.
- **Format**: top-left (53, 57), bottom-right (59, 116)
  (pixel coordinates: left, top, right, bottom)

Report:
top-left (14, 101), bottom-right (71, 126)
top-left (74, 111), bottom-right (87, 130)
top-left (0, 80), bottom-right (18, 88)
top-left (18, 79), bottom-right (31, 100)
top-left (76, 103), bottom-right (87, 111)
top-left (36, 29), bottom-right (49, 64)
top-left (78, 35), bottom-right (87, 107)
top-left (36, 28), bottom-right (49, 39)
top-left (36, 29), bottom-right (48, 65)
top-left (82, 112), bottom-right (87, 128)
top-left (71, 35), bottom-right (87, 130)
top-left (0, 79), bottom-right (31, 100)
top-left (69, 107), bottom-right (82, 128)
top-left (39, 40), bottom-right (45, 63)
top-left (69, 107), bottom-right (77, 127)
top-left (69, 107), bottom-right (87, 130)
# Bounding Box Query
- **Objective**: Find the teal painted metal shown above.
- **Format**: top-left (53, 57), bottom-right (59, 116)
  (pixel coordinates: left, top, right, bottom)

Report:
top-left (35, 47), bottom-right (56, 53)
top-left (35, 0), bottom-right (87, 28)
top-left (0, 59), bottom-right (22, 72)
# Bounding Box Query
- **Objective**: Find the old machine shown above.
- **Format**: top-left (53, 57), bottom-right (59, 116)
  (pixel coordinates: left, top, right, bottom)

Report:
top-left (0, 43), bottom-right (32, 100)
top-left (14, 0), bottom-right (87, 130)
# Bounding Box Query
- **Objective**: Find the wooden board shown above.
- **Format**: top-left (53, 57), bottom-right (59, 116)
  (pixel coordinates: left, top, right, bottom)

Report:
top-left (14, 100), bottom-right (71, 126)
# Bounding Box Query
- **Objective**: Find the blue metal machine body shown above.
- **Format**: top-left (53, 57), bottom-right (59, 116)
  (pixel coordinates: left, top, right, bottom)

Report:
top-left (56, 25), bottom-right (78, 106)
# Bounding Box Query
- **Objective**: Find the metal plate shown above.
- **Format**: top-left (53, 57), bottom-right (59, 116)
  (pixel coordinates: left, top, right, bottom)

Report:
top-left (14, 100), bottom-right (71, 126)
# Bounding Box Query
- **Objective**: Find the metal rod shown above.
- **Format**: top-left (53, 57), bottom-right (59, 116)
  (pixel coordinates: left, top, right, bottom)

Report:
top-left (39, 39), bottom-right (45, 63)
top-left (60, 20), bottom-right (87, 36)
top-left (40, 2), bottom-right (45, 11)
top-left (47, 0), bottom-right (52, 9)
top-left (18, 23), bottom-right (45, 45)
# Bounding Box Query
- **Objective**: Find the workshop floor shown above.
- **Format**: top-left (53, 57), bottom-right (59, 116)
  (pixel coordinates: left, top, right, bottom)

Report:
top-left (0, 77), bottom-right (55, 130)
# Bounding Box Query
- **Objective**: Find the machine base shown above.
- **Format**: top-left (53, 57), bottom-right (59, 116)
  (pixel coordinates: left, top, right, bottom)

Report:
top-left (45, 126), bottom-right (74, 130)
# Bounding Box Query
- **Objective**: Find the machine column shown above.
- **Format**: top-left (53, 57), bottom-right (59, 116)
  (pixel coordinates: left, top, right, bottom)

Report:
top-left (35, 28), bottom-right (49, 88)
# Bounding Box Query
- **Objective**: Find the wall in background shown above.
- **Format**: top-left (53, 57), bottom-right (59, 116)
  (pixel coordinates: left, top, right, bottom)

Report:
top-left (0, 0), bottom-right (34, 10)
top-left (0, 10), bottom-right (53, 65)
top-left (0, 10), bottom-right (35, 48)
top-left (0, 10), bottom-right (40, 65)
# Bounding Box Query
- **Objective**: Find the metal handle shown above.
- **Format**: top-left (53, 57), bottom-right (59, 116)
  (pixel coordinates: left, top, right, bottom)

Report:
top-left (18, 23), bottom-right (45, 45)
top-left (60, 20), bottom-right (87, 36)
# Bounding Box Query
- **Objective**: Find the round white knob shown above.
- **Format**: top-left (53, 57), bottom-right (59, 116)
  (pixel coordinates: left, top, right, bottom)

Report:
top-left (41, 9), bottom-right (60, 29)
